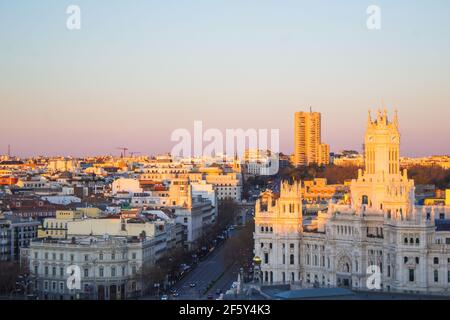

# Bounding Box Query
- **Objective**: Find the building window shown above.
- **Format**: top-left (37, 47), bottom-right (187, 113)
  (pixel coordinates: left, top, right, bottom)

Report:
top-left (362, 195), bottom-right (369, 205)
top-left (99, 253), bottom-right (104, 261)
top-left (99, 267), bottom-right (104, 277)
top-left (111, 267), bottom-right (116, 277)
top-left (264, 253), bottom-right (269, 264)
top-left (434, 270), bottom-right (439, 282)
top-left (404, 257), bottom-right (408, 264)
top-left (52, 267), bottom-right (56, 276)
top-left (84, 254), bottom-right (89, 261)
top-left (409, 269), bottom-right (414, 282)
top-left (60, 267), bottom-right (64, 277)
top-left (132, 253), bottom-right (136, 260)
top-left (84, 268), bottom-right (89, 278)
top-left (290, 254), bottom-right (294, 265)
top-left (434, 257), bottom-right (439, 265)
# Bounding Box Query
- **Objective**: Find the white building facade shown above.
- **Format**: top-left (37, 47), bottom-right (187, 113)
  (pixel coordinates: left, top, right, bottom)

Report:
top-left (254, 110), bottom-right (450, 294)
top-left (24, 235), bottom-right (157, 300)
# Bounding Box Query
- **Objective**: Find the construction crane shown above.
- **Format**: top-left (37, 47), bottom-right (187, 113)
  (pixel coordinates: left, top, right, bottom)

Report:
top-left (129, 151), bottom-right (141, 158)
top-left (116, 147), bottom-right (129, 158)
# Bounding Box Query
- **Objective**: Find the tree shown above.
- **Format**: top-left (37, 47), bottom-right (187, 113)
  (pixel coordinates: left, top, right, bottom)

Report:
top-left (405, 165), bottom-right (450, 189)
top-left (138, 246), bottom-right (190, 294)
top-left (0, 261), bottom-right (27, 296)
top-left (223, 219), bottom-right (255, 269)
top-left (279, 164), bottom-right (360, 184)
top-left (217, 199), bottom-right (239, 229)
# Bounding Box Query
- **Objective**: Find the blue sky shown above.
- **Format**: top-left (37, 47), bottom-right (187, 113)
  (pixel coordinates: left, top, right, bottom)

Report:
top-left (1, 0), bottom-right (449, 157)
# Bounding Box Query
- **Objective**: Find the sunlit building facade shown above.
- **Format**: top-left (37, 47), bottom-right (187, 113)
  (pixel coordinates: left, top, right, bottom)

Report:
top-left (293, 111), bottom-right (329, 166)
top-left (255, 110), bottom-right (450, 294)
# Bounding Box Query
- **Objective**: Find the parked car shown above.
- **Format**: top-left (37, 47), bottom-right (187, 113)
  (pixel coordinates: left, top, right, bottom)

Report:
top-left (215, 289), bottom-right (222, 295)
top-left (190, 283), bottom-right (196, 288)
top-left (207, 294), bottom-right (214, 300)
top-left (161, 295), bottom-right (169, 300)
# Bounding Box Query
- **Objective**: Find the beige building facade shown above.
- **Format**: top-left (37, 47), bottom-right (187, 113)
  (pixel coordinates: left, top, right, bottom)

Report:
top-left (294, 111), bottom-right (329, 166)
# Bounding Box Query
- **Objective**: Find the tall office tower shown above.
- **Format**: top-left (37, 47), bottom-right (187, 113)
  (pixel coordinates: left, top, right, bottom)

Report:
top-left (293, 111), bottom-right (329, 166)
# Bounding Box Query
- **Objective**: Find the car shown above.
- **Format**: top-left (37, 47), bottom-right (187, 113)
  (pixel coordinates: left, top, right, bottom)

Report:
top-left (189, 283), bottom-right (196, 288)
top-left (161, 295), bottom-right (169, 300)
top-left (215, 289), bottom-right (222, 295)
top-left (172, 292), bottom-right (180, 297)
top-left (207, 294), bottom-right (214, 300)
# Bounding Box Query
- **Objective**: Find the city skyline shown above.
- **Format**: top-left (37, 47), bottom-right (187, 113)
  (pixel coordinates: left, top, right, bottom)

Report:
top-left (1, 107), bottom-right (449, 158)
top-left (1, 1), bottom-right (450, 157)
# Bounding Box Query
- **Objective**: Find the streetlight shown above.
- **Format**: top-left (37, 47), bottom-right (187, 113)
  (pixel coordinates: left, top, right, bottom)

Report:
top-left (252, 256), bottom-right (262, 284)
top-left (154, 283), bottom-right (160, 300)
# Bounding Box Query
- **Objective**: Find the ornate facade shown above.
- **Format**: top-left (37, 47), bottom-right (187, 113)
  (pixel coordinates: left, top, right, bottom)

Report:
top-left (254, 110), bottom-right (450, 294)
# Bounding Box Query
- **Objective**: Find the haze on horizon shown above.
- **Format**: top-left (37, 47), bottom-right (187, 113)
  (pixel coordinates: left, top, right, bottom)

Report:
top-left (1, 0), bottom-right (449, 158)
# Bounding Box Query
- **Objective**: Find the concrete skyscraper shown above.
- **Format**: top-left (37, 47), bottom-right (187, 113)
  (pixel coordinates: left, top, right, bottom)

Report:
top-left (293, 110), bottom-right (329, 166)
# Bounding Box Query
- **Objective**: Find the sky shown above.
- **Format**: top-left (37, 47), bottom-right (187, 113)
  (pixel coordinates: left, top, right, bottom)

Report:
top-left (0, 0), bottom-right (449, 158)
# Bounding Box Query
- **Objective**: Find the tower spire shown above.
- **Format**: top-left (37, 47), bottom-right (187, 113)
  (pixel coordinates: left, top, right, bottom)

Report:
top-left (394, 108), bottom-right (399, 127)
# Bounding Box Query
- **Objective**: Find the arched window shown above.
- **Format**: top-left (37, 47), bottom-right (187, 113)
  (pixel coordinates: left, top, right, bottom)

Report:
top-left (415, 238), bottom-right (419, 245)
top-left (345, 263), bottom-right (350, 273)
top-left (362, 195), bottom-right (369, 205)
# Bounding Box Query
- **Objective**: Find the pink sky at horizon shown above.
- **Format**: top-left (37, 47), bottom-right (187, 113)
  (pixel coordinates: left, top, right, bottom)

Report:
top-left (1, 1), bottom-right (449, 158)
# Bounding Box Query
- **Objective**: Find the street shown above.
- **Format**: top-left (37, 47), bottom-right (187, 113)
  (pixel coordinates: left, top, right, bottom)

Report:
top-left (171, 228), bottom-right (239, 300)
top-left (141, 225), bottom-right (248, 300)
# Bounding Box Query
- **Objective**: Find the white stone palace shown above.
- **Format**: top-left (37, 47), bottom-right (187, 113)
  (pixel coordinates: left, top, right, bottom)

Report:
top-left (254, 109), bottom-right (450, 294)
